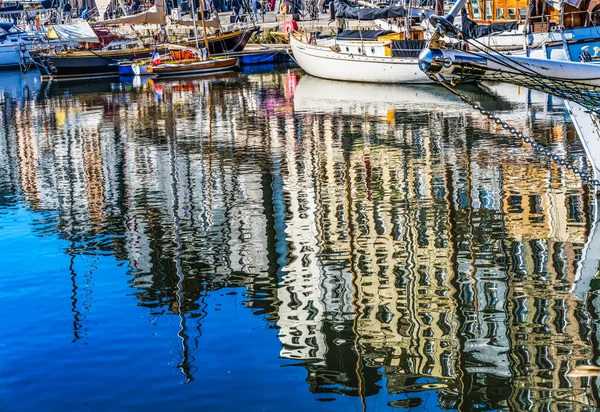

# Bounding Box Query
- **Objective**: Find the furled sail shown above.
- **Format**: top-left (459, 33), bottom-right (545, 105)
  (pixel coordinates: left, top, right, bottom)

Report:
top-left (334, 0), bottom-right (405, 20)
top-left (458, 9), bottom-right (517, 39)
top-left (101, 0), bottom-right (166, 25)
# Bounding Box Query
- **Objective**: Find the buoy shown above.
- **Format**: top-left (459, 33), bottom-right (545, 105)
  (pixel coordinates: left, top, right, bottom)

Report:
top-left (282, 19), bottom-right (298, 34)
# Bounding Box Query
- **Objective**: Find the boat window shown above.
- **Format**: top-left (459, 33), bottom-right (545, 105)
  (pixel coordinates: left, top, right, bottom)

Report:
top-left (470, 0), bottom-right (481, 19)
top-left (496, 7), bottom-right (505, 19)
top-left (507, 7), bottom-right (516, 19)
top-left (371, 47), bottom-right (375, 54)
top-left (518, 7), bottom-right (527, 19)
top-left (358, 47), bottom-right (362, 53)
top-left (485, 1), bottom-right (493, 19)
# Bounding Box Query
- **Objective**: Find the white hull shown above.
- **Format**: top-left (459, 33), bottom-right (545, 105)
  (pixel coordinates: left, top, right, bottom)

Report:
top-left (429, 48), bottom-right (600, 87)
top-left (289, 35), bottom-right (432, 84)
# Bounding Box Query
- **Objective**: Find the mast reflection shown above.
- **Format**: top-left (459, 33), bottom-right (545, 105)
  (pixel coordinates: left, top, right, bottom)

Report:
top-left (2, 69), bottom-right (599, 409)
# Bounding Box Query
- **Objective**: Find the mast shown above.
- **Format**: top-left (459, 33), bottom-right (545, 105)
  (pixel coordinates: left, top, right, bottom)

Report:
top-left (198, 0), bottom-right (210, 55)
top-left (190, 0), bottom-right (200, 49)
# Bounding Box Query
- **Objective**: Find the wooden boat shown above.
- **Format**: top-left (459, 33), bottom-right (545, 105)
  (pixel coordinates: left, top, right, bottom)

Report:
top-left (118, 45), bottom-right (239, 77)
top-left (150, 56), bottom-right (238, 77)
top-left (429, 0), bottom-right (600, 60)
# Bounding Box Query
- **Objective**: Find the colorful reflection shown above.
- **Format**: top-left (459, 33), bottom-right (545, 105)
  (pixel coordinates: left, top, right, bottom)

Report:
top-left (0, 68), bottom-right (599, 410)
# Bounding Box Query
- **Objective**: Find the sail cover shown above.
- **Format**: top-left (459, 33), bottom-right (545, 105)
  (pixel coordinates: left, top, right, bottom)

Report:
top-left (47, 22), bottom-right (100, 42)
top-left (101, 0), bottom-right (166, 24)
top-left (459, 9), bottom-right (517, 39)
top-left (334, 0), bottom-right (405, 20)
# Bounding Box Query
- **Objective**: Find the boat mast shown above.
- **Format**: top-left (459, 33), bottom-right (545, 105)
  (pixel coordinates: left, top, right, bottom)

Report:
top-left (444, 0), bottom-right (468, 21)
top-left (198, 0), bottom-right (210, 55)
top-left (190, 0), bottom-right (200, 48)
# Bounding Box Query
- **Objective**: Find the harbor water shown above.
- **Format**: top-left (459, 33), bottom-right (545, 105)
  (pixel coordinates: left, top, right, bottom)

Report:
top-left (1, 66), bottom-right (599, 410)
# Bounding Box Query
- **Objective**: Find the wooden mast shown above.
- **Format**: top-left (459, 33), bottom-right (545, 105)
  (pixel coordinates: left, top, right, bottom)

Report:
top-left (198, 0), bottom-right (211, 57)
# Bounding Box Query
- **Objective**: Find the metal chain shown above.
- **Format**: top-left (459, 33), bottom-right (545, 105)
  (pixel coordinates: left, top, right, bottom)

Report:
top-left (431, 75), bottom-right (600, 188)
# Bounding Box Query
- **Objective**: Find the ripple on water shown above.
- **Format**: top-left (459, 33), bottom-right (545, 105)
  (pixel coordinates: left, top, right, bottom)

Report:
top-left (0, 68), bottom-right (598, 411)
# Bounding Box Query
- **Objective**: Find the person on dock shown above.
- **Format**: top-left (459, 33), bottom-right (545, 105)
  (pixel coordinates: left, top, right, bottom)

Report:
top-left (251, 0), bottom-right (259, 22)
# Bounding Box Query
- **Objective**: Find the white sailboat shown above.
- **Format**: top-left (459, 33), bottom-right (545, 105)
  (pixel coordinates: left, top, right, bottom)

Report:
top-left (289, 34), bottom-right (431, 84)
top-left (289, 0), bottom-right (433, 84)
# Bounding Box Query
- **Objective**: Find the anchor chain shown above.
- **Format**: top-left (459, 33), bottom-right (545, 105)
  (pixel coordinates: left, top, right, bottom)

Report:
top-left (430, 75), bottom-right (600, 188)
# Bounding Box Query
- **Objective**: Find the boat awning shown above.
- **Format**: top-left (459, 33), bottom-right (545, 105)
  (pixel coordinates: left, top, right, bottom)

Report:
top-left (47, 22), bottom-right (99, 43)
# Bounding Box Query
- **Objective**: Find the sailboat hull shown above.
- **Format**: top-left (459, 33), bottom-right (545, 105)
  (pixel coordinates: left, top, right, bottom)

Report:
top-left (289, 35), bottom-right (432, 84)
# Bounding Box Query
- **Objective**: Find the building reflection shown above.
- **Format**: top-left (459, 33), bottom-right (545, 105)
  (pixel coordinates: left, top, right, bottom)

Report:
top-left (2, 69), bottom-right (599, 409)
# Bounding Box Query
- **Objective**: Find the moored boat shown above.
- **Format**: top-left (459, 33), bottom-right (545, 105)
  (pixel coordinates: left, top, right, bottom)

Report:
top-left (289, 0), bottom-right (437, 84)
top-left (289, 30), bottom-right (431, 84)
top-left (31, 28), bottom-right (255, 81)
top-left (150, 56), bottom-right (239, 77)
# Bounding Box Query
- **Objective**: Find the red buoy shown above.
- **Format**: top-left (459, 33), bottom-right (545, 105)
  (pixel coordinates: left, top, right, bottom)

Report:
top-left (282, 19), bottom-right (298, 34)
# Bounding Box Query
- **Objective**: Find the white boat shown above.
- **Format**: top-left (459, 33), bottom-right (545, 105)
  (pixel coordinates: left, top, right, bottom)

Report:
top-left (289, 33), bottom-right (432, 84)
top-left (289, 0), bottom-right (432, 84)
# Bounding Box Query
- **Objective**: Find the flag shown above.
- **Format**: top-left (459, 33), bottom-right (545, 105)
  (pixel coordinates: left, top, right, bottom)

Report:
top-left (151, 47), bottom-right (160, 66)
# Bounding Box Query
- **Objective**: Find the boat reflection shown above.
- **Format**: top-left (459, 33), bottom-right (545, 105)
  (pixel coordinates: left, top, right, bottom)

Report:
top-left (1, 68), bottom-right (599, 409)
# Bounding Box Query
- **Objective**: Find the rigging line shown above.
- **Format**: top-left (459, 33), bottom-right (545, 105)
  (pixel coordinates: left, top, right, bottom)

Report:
top-left (435, 38), bottom-right (600, 110)
top-left (429, 74), bottom-right (600, 188)
top-left (463, 38), bottom-right (600, 100)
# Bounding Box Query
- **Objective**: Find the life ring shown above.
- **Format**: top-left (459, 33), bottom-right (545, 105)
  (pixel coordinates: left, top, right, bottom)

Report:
top-left (282, 19), bottom-right (298, 33)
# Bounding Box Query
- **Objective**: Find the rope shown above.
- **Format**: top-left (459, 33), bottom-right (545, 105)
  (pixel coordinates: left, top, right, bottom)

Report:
top-left (459, 38), bottom-right (600, 114)
top-left (428, 73), bottom-right (600, 188)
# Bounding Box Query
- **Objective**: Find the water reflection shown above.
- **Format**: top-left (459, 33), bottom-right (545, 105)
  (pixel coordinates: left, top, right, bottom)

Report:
top-left (1, 68), bottom-right (599, 410)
